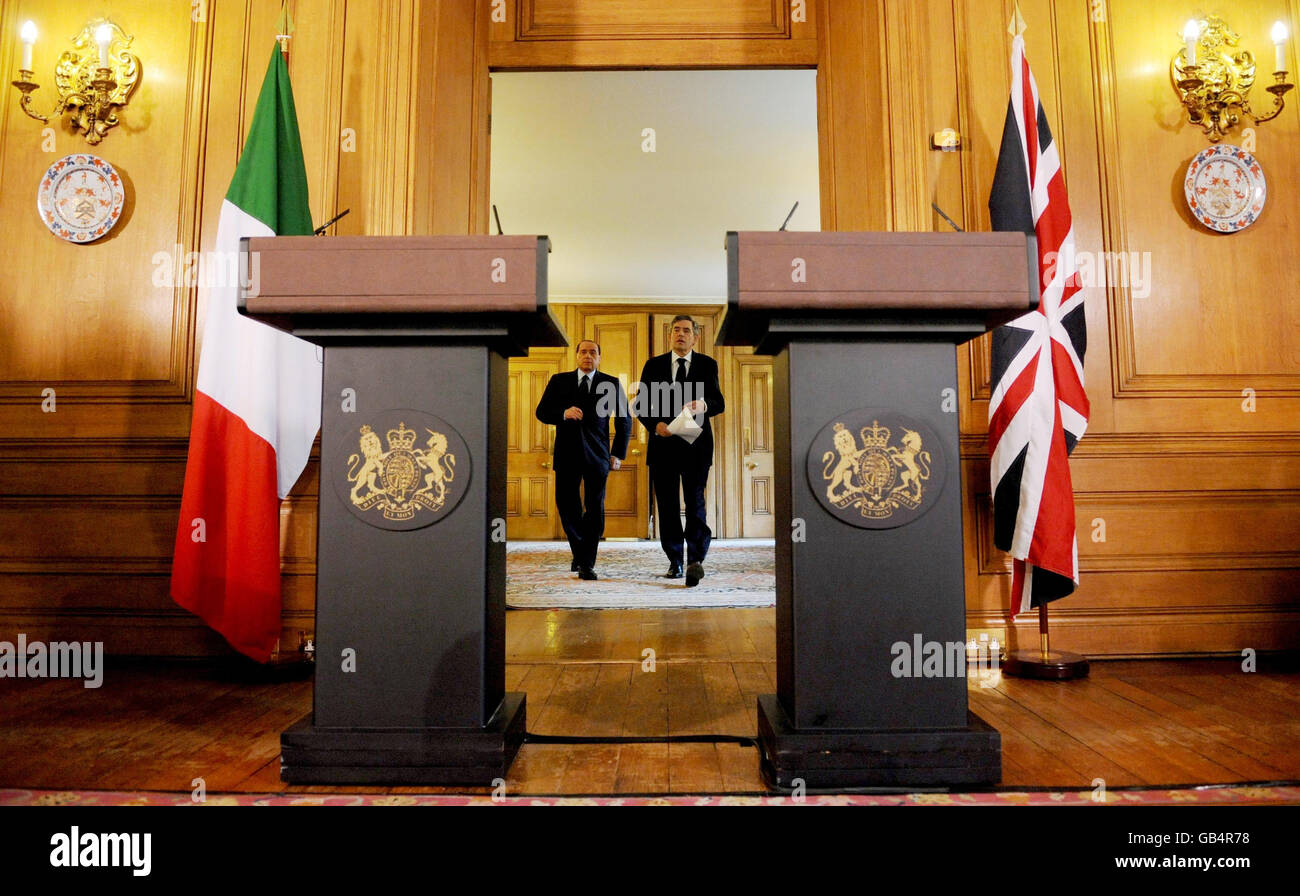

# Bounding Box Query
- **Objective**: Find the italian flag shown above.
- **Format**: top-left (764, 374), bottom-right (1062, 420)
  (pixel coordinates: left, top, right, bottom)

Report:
top-left (170, 45), bottom-right (321, 661)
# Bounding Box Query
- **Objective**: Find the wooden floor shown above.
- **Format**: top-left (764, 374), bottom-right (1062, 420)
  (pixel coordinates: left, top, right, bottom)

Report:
top-left (2, 608), bottom-right (1298, 795)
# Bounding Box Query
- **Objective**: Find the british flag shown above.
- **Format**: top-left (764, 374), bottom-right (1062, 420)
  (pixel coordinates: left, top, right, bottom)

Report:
top-left (987, 28), bottom-right (1089, 617)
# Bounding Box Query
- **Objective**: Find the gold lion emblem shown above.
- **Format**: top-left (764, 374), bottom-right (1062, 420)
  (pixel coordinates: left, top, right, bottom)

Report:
top-left (346, 423), bottom-right (457, 521)
top-left (821, 420), bottom-right (932, 519)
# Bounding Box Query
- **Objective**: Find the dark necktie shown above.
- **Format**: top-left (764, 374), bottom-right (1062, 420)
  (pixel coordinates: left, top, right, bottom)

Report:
top-left (579, 374), bottom-right (591, 402)
top-left (675, 357), bottom-right (687, 384)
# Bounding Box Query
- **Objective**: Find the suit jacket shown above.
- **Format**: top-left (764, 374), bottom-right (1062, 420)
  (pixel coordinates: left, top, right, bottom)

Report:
top-left (535, 369), bottom-right (631, 473)
top-left (634, 351), bottom-right (725, 469)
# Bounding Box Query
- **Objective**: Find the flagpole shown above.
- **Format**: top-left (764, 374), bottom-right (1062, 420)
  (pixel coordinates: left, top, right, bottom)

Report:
top-left (1040, 604), bottom-right (1049, 659)
top-left (1003, 601), bottom-right (1089, 680)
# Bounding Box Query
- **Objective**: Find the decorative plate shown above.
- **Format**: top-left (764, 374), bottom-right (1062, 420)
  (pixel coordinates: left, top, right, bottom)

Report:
top-left (1184, 144), bottom-right (1266, 233)
top-left (37, 154), bottom-right (125, 243)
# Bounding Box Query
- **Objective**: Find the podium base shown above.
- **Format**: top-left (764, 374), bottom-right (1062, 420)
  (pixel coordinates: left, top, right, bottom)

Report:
top-left (280, 693), bottom-right (526, 785)
top-left (756, 694), bottom-right (1001, 789)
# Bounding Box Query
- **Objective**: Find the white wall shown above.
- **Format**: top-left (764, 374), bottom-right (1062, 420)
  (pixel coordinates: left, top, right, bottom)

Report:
top-left (490, 70), bottom-right (821, 302)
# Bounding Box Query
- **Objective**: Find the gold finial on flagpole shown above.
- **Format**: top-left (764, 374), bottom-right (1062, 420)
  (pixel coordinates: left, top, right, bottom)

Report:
top-left (275, 3), bottom-right (294, 60)
top-left (1008, 1), bottom-right (1028, 38)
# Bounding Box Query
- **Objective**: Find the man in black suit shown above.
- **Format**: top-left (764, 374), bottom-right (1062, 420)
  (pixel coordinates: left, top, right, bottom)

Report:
top-left (535, 339), bottom-right (631, 581)
top-left (634, 315), bottom-right (725, 587)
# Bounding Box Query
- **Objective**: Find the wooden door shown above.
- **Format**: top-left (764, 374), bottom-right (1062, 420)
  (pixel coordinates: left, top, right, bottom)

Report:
top-left (507, 352), bottom-right (565, 538)
top-left (576, 311), bottom-right (650, 538)
top-left (732, 351), bottom-right (775, 537)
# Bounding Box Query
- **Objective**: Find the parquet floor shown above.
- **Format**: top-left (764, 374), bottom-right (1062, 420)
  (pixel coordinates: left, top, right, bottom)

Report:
top-left (2, 608), bottom-right (1298, 795)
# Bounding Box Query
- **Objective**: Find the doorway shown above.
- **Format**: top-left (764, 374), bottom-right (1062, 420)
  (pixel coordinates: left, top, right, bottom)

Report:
top-left (473, 32), bottom-right (823, 786)
top-left (490, 69), bottom-right (818, 541)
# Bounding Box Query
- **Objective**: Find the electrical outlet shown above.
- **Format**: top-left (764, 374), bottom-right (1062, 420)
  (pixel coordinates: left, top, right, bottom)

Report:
top-left (965, 628), bottom-right (1007, 663)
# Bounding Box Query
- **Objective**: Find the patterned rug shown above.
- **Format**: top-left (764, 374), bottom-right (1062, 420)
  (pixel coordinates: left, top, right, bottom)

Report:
top-left (4, 784), bottom-right (1298, 806)
top-left (506, 540), bottom-right (776, 609)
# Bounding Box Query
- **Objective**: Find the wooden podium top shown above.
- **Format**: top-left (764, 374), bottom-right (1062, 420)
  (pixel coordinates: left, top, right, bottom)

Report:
top-left (238, 235), bottom-right (565, 353)
top-left (718, 231), bottom-right (1039, 349)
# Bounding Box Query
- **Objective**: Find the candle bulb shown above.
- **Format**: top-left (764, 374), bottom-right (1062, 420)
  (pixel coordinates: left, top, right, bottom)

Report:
top-left (20, 20), bottom-right (36, 72)
top-left (1273, 22), bottom-right (1289, 73)
top-left (95, 23), bottom-right (111, 69)
top-left (1183, 19), bottom-right (1201, 67)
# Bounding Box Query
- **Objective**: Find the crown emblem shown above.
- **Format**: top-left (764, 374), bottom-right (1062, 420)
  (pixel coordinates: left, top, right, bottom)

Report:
top-left (860, 420), bottom-right (891, 448)
top-left (386, 422), bottom-right (418, 451)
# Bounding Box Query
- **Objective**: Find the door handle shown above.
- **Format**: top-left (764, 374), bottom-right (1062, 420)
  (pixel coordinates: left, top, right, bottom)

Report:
top-left (630, 448), bottom-right (641, 456)
top-left (541, 460), bottom-right (551, 469)
top-left (745, 461), bottom-right (757, 471)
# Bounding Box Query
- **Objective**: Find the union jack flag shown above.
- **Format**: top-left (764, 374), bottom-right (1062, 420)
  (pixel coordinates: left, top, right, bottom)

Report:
top-left (987, 28), bottom-right (1089, 617)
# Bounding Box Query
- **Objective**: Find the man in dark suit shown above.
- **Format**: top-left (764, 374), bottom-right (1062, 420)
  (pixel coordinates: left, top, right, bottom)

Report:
top-left (634, 315), bottom-right (725, 587)
top-left (535, 339), bottom-right (631, 581)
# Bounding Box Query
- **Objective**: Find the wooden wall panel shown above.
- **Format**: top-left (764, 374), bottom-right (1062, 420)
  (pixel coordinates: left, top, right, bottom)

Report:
top-left (411, 0), bottom-right (491, 234)
top-left (518, 0), bottom-right (791, 38)
top-left (817, 0), bottom-right (891, 230)
top-left (490, 0), bottom-right (817, 68)
top-left (334, 0), bottom-right (420, 235)
top-left (1107, 2), bottom-right (1300, 394)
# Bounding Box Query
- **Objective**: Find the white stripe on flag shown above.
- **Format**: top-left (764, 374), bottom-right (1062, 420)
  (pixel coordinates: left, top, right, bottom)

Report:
top-left (1008, 341), bottom-right (1058, 558)
top-left (1059, 403), bottom-right (1087, 440)
top-left (986, 313), bottom-right (1042, 422)
top-left (196, 200), bottom-right (322, 498)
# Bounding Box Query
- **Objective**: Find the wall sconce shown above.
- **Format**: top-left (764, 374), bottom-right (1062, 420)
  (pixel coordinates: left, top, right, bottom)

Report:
top-left (1172, 16), bottom-right (1293, 142)
top-left (11, 19), bottom-right (141, 145)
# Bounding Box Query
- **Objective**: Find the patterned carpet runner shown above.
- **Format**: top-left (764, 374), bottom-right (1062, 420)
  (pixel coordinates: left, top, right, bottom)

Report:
top-left (506, 540), bottom-right (776, 609)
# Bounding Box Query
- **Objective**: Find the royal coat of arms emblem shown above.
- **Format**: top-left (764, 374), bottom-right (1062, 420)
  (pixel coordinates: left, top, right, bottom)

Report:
top-left (807, 411), bottom-right (947, 529)
top-left (333, 411), bottom-right (470, 530)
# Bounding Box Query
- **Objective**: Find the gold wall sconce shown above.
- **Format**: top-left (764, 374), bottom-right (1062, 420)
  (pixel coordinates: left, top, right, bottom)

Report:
top-left (1172, 15), bottom-right (1293, 142)
top-left (11, 19), bottom-right (141, 145)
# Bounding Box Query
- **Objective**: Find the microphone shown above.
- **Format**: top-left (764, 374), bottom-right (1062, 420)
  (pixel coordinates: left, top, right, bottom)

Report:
top-left (779, 201), bottom-right (799, 231)
top-left (931, 202), bottom-right (965, 232)
top-left (313, 208), bottom-right (351, 235)
top-left (492, 204), bottom-right (504, 235)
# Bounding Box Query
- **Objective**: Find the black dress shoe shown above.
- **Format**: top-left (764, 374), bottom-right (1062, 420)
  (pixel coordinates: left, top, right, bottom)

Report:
top-left (578, 567), bottom-right (598, 581)
top-left (666, 562), bottom-right (684, 579)
top-left (570, 559), bottom-right (579, 572)
top-left (685, 562), bottom-right (705, 587)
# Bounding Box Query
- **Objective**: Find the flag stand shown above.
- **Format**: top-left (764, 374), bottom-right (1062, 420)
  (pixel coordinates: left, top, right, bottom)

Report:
top-left (1002, 605), bottom-right (1090, 679)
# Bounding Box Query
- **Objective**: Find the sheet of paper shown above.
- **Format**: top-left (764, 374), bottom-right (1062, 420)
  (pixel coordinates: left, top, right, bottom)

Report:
top-left (667, 406), bottom-right (703, 444)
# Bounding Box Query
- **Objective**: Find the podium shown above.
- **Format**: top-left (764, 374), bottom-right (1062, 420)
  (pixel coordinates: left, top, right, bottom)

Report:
top-left (240, 235), bottom-right (564, 784)
top-left (717, 231), bottom-right (1037, 788)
